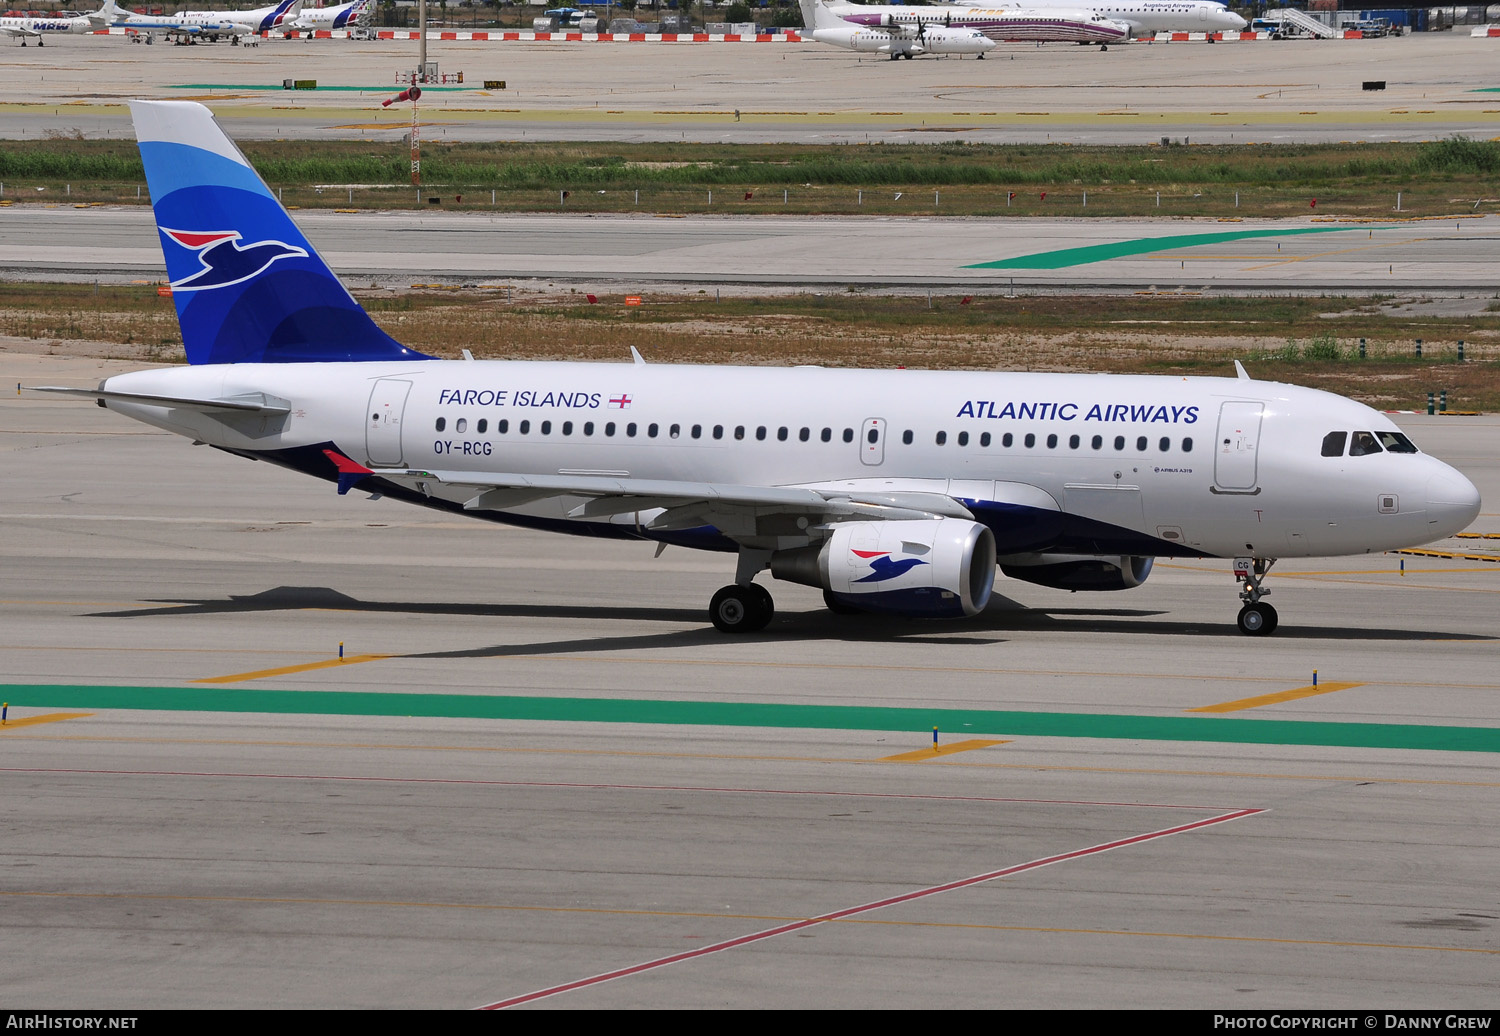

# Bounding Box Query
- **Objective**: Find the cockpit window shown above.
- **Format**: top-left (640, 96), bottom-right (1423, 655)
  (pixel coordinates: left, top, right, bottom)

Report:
top-left (1321, 431), bottom-right (1347, 457)
top-left (1375, 431), bottom-right (1419, 454)
top-left (1348, 431), bottom-right (1383, 457)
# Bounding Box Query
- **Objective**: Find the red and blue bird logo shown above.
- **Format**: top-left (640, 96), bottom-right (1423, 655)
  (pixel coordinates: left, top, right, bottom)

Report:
top-left (851, 549), bottom-right (928, 583)
top-left (162, 228), bottom-right (309, 292)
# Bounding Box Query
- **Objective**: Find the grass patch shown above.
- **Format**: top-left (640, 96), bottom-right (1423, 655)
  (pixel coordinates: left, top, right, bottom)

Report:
top-left (2, 137), bottom-right (1498, 217)
top-left (5, 283), bottom-right (1496, 411)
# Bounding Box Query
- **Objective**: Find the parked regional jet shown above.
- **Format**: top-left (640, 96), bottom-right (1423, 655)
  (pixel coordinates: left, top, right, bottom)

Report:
top-left (812, 0), bottom-right (1132, 46)
top-left (954, 0), bottom-right (1246, 35)
top-left (25, 101), bottom-right (1482, 636)
top-left (288, 0), bottom-right (370, 32)
top-left (177, 0), bottom-right (304, 33)
top-left (1, 4), bottom-right (109, 45)
top-left (99, 0), bottom-right (267, 41)
top-left (802, 0), bottom-right (996, 57)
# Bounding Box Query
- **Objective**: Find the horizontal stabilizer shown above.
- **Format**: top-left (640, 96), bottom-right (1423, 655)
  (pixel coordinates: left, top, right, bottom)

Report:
top-left (23, 385), bottom-right (291, 414)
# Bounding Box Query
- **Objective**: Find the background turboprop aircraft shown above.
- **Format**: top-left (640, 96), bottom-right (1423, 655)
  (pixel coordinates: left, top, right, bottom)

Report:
top-left (800, 0), bottom-right (997, 57)
top-left (101, 0), bottom-right (270, 41)
top-left (953, 0), bottom-right (1247, 35)
top-left (811, 0), bottom-right (1132, 46)
top-left (24, 101), bottom-right (1482, 638)
top-left (1, 4), bottom-right (109, 44)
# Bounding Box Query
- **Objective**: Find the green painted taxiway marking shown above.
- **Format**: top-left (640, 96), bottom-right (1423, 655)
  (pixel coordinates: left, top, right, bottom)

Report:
top-left (5, 685), bottom-right (1499, 754)
top-left (966, 225), bottom-right (1383, 271)
top-left (172, 84), bottom-right (476, 92)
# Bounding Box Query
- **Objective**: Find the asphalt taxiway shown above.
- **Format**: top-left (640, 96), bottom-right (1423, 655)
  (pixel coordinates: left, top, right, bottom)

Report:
top-left (7, 205), bottom-right (1499, 292)
top-left (1, 31), bottom-right (1498, 145)
top-left (2, 352), bottom-right (1498, 1008)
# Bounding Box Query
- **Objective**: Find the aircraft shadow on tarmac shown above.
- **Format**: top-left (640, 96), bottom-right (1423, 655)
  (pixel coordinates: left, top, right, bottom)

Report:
top-left (83, 585), bottom-right (1495, 655)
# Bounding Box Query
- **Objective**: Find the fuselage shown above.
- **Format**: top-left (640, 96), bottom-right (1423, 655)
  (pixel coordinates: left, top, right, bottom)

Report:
top-left (827, 3), bottom-right (1131, 43)
top-left (0, 14), bottom-right (97, 36)
top-left (955, 0), bottom-right (1247, 35)
top-left (97, 361), bottom-right (1480, 563)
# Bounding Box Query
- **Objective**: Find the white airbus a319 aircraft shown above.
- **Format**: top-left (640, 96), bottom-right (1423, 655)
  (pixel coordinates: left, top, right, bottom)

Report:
top-left (28, 102), bottom-right (1481, 636)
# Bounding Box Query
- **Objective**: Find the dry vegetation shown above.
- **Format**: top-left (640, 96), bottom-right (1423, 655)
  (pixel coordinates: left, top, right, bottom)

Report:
top-left (3, 283), bottom-right (1497, 411)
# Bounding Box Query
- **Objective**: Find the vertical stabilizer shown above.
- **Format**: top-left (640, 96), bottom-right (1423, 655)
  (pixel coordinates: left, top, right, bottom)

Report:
top-left (130, 100), bottom-right (431, 365)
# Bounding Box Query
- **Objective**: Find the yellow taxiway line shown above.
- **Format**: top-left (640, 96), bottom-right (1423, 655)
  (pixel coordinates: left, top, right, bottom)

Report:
top-left (881, 739), bottom-right (1009, 762)
top-left (1188, 682), bottom-right (1363, 714)
top-left (0, 712), bottom-right (91, 730)
top-left (194, 654), bottom-right (392, 685)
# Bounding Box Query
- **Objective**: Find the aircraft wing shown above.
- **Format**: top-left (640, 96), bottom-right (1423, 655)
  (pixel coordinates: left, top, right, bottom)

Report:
top-left (366, 466), bottom-right (974, 540)
top-left (0, 25), bottom-right (43, 38)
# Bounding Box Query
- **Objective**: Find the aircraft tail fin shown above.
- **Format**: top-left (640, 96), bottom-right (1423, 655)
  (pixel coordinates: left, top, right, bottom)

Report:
top-left (129, 100), bottom-right (431, 366)
top-left (800, 0), bottom-right (843, 31)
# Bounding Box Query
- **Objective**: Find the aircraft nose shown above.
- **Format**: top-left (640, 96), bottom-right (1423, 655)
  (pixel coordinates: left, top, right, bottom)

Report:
top-left (1231, 14), bottom-right (1248, 29)
top-left (1425, 468), bottom-right (1481, 536)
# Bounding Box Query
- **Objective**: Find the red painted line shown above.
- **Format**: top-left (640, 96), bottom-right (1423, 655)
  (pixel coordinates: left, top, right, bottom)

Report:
top-left (0, 768), bottom-right (1236, 811)
top-left (478, 808), bottom-right (1264, 1009)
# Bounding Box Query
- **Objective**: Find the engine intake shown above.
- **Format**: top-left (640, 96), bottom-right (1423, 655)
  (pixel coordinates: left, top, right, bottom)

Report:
top-left (772, 518), bottom-right (996, 618)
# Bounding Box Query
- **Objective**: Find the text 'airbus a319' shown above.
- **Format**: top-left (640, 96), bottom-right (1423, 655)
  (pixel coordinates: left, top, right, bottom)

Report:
top-left (27, 102), bottom-right (1481, 636)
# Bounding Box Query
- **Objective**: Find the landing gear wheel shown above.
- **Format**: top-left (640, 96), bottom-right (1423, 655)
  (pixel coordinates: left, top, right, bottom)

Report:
top-left (823, 589), bottom-right (862, 616)
top-left (1237, 602), bottom-right (1279, 636)
top-left (710, 584), bottom-right (773, 634)
top-left (745, 583), bottom-right (774, 631)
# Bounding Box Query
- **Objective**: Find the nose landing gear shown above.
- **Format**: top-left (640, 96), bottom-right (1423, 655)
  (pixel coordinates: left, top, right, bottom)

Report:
top-left (1234, 556), bottom-right (1278, 636)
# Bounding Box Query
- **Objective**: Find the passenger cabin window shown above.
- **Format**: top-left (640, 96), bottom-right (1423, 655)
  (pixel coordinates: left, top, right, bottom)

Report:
top-left (435, 417), bottom-right (446, 432)
top-left (1321, 431), bottom-right (1348, 457)
top-left (821, 428), bottom-right (832, 443)
top-left (498, 419), bottom-right (509, 434)
top-left (843, 428), bottom-right (855, 443)
top-left (957, 431), bottom-right (969, 447)
top-left (519, 420), bottom-right (530, 434)
top-left (1349, 431), bottom-right (1383, 456)
top-left (935, 431), bottom-right (947, 446)
top-left (540, 421), bottom-right (551, 435)
top-left (902, 430), bottom-right (913, 445)
top-left (456, 418), bottom-right (468, 433)
top-left (477, 419), bottom-right (487, 434)
top-left (980, 432), bottom-right (991, 447)
top-left (1183, 437), bottom-right (1194, 453)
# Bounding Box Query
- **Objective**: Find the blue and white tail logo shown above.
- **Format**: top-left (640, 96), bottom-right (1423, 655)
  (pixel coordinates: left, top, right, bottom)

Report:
top-left (130, 99), bottom-right (430, 366)
top-left (162, 229), bottom-right (309, 291)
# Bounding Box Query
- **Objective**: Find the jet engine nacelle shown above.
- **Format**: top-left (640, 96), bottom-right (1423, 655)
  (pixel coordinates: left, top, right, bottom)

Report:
top-left (772, 518), bottom-right (996, 618)
top-left (1000, 554), bottom-right (1154, 592)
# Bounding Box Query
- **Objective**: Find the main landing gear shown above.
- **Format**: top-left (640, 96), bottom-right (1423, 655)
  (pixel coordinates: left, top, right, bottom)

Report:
top-left (709, 547), bottom-right (775, 633)
top-left (709, 583), bottom-right (774, 633)
top-left (1234, 556), bottom-right (1279, 636)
